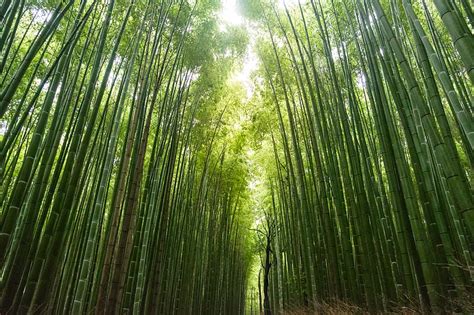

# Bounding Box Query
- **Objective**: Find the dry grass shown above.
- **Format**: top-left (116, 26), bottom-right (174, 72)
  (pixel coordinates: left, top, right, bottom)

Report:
top-left (282, 300), bottom-right (363, 314)
top-left (279, 290), bottom-right (474, 314)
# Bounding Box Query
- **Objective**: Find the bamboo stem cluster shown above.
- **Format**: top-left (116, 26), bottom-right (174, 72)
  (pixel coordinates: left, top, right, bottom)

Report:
top-left (252, 0), bottom-right (472, 313)
top-left (0, 1), bottom-right (252, 314)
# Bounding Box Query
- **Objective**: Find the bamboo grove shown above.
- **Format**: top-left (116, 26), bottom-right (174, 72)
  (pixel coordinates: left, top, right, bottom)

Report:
top-left (0, 0), bottom-right (253, 313)
top-left (242, 0), bottom-right (473, 313)
top-left (1, 0), bottom-right (473, 314)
